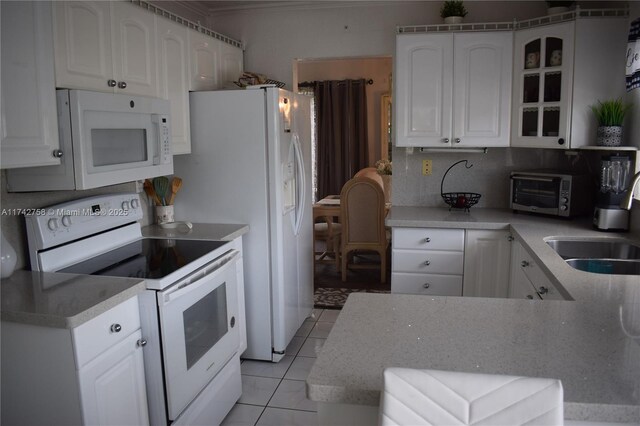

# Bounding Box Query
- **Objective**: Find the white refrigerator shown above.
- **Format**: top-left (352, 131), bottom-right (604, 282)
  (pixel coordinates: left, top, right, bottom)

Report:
top-left (174, 87), bottom-right (313, 361)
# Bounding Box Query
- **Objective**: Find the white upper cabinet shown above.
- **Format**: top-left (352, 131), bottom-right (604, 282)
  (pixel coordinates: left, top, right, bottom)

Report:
top-left (395, 31), bottom-right (512, 147)
top-left (156, 17), bottom-right (191, 154)
top-left (511, 17), bottom-right (627, 149)
top-left (1, 1), bottom-right (61, 169)
top-left (511, 22), bottom-right (574, 149)
top-left (219, 41), bottom-right (244, 89)
top-left (54, 1), bottom-right (157, 96)
top-left (189, 30), bottom-right (220, 91)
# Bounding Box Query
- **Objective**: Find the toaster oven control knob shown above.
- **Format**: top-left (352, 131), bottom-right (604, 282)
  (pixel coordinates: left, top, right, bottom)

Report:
top-left (131, 198), bottom-right (140, 209)
top-left (61, 215), bottom-right (72, 227)
top-left (560, 205), bottom-right (568, 211)
top-left (121, 201), bottom-right (130, 211)
top-left (561, 197), bottom-right (568, 203)
top-left (47, 218), bottom-right (59, 231)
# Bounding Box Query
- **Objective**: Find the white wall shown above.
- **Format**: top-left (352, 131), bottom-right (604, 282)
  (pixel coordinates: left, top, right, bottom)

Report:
top-left (208, 1), bottom-right (546, 87)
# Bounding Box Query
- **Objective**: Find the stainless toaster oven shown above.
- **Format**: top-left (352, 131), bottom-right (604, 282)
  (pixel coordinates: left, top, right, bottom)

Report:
top-left (510, 170), bottom-right (592, 217)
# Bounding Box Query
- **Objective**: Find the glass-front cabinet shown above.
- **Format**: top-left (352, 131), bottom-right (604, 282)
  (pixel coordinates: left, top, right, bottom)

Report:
top-left (511, 22), bottom-right (574, 149)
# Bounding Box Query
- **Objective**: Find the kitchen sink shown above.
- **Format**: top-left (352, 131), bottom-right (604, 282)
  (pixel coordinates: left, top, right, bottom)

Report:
top-left (545, 238), bottom-right (640, 275)
top-left (565, 259), bottom-right (640, 275)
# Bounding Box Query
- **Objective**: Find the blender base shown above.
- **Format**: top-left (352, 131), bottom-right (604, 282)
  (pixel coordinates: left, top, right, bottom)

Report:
top-left (593, 207), bottom-right (629, 231)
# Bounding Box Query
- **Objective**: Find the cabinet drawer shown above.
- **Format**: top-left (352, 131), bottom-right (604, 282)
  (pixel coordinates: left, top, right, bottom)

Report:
top-left (392, 273), bottom-right (462, 296)
top-left (393, 249), bottom-right (464, 274)
top-left (393, 228), bottom-right (464, 251)
top-left (73, 296), bottom-right (141, 368)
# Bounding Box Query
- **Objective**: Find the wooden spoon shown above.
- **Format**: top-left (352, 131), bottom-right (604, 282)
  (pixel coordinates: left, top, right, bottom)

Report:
top-left (168, 177), bottom-right (183, 205)
top-left (143, 179), bottom-right (161, 206)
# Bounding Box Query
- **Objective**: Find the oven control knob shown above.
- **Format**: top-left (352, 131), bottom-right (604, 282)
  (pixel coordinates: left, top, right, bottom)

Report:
top-left (131, 198), bottom-right (140, 209)
top-left (47, 218), bottom-right (59, 231)
top-left (560, 205), bottom-right (568, 211)
top-left (61, 215), bottom-right (72, 227)
top-left (121, 201), bottom-right (130, 210)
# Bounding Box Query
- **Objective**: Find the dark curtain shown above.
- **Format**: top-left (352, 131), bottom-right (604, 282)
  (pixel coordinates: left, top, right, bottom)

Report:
top-left (314, 79), bottom-right (368, 199)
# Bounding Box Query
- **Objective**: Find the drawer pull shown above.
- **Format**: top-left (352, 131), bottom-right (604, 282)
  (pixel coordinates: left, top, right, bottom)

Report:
top-left (521, 260), bottom-right (530, 268)
top-left (423, 260), bottom-right (431, 266)
top-left (423, 283), bottom-right (430, 289)
top-left (424, 237), bottom-right (431, 243)
top-left (136, 339), bottom-right (147, 347)
top-left (526, 295), bottom-right (534, 299)
top-left (537, 286), bottom-right (549, 295)
top-left (110, 323), bottom-right (122, 333)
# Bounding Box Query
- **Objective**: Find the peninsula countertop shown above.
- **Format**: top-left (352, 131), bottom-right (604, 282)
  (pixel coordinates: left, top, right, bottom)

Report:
top-left (307, 207), bottom-right (640, 423)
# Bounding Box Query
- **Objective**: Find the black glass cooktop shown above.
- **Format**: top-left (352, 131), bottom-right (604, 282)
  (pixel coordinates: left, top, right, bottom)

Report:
top-left (60, 238), bottom-right (228, 280)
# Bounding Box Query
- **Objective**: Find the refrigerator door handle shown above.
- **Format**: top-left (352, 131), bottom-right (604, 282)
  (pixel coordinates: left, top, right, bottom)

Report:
top-left (292, 133), bottom-right (305, 235)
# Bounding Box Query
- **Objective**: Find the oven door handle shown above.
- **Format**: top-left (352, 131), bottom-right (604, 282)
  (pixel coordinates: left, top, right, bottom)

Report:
top-left (510, 175), bottom-right (557, 182)
top-left (159, 249), bottom-right (239, 305)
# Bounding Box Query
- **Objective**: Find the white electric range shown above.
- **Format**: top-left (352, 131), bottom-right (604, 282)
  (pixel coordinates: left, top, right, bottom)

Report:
top-left (25, 193), bottom-right (243, 425)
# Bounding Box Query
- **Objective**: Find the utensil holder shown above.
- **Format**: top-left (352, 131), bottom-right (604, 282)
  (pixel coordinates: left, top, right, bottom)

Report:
top-left (155, 205), bottom-right (174, 225)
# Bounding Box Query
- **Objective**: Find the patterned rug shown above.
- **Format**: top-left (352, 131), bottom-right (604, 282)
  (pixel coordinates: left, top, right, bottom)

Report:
top-left (313, 287), bottom-right (390, 309)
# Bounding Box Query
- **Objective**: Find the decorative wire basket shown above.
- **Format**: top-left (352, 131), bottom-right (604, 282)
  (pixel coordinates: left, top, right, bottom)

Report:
top-left (440, 160), bottom-right (481, 211)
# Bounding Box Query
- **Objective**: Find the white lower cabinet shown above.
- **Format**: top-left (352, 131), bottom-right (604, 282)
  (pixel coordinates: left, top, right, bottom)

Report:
top-left (0, 296), bottom-right (149, 426)
top-left (509, 238), bottom-right (565, 300)
top-left (463, 230), bottom-right (512, 298)
top-left (392, 228), bottom-right (464, 296)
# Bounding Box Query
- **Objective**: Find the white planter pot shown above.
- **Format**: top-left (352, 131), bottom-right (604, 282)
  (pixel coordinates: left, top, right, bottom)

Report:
top-left (444, 16), bottom-right (463, 24)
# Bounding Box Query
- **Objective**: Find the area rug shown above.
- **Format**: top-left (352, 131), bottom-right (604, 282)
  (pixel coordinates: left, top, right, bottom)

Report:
top-left (313, 287), bottom-right (390, 309)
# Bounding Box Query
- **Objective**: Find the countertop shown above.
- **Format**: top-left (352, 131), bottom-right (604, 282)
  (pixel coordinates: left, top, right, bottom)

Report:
top-left (142, 222), bottom-right (249, 241)
top-left (307, 207), bottom-right (640, 423)
top-left (1, 223), bottom-right (249, 329)
top-left (1, 270), bottom-right (145, 329)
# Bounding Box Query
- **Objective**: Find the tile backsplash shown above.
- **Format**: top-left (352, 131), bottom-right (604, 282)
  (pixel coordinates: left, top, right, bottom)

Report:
top-left (0, 170), bottom-right (152, 271)
top-left (391, 147), bottom-right (586, 208)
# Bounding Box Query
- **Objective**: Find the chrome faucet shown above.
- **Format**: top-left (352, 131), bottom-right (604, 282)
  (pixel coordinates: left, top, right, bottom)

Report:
top-left (621, 171), bottom-right (640, 210)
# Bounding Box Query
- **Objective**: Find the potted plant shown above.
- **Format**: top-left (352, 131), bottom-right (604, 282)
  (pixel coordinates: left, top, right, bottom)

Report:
top-left (591, 99), bottom-right (632, 146)
top-left (440, 0), bottom-right (467, 24)
top-left (546, 1), bottom-right (574, 15)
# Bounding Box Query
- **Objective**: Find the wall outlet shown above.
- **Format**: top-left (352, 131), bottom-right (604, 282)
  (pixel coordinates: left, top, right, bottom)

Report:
top-left (422, 159), bottom-right (432, 176)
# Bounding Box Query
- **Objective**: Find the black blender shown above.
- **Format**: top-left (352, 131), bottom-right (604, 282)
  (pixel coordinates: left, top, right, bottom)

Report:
top-left (593, 155), bottom-right (631, 231)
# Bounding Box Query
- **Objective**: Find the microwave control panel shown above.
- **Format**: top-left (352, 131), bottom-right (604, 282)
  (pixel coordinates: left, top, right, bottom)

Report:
top-left (154, 114), bottom-right (172, 165)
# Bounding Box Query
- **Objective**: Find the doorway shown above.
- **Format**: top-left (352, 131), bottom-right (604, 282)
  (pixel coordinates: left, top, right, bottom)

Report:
top-left (294, 56), bottom-right (393, 308)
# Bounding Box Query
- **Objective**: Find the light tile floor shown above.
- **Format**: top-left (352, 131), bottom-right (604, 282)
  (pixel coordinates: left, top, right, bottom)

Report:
top-left (221, 308), bottom-right (336, 426)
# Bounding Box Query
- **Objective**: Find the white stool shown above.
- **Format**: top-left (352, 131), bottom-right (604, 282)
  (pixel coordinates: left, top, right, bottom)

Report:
top-left (379, 368), bottom-right (563, 426)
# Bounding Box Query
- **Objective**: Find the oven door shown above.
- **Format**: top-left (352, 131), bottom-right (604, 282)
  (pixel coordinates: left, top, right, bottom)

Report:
top-left (511, 175), bottom-right (561, 215)
top-left (157, 249), bottom-right (240, 420)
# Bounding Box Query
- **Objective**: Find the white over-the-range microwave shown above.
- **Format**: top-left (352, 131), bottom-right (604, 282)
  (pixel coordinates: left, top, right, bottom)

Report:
top-left (7, 89), bottom-right (172, 191)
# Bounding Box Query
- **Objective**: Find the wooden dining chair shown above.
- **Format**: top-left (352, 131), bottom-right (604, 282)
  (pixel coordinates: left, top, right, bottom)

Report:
top-left (340, 177), bottom-right (390, 283)
top-left (354, 167), bottom-right (384, 190)
top-left (313, 215), bottom-right (342, 270)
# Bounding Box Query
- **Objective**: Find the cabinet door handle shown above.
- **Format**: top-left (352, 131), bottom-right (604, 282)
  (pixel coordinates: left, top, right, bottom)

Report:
top-left (454, 138), bottom-right (461, 144)
top-left (423, 260), bottom-right (431, 266)
top-left (110, 324), bottom-right (122, 333)
top-left (52, 149), bottom-right (63, 158)
top-left (537, 286), bottom-right (549, 295)
top-left (118, 81), bottom-right (127, 89)
top-left (423, 283), bottom-right (430, 289)
top-left (521, 260), bottom-right (530, 267)
top-left (107, 79), bottom-right (117, 87)
top-left (507, 235), bottom-right (514, 242)
top-left (136, 339), bottom-right (147, 347)
top-left (424, 237), bottom-right (431, 243)
top-left (442, 138), bottom-right (449, 144)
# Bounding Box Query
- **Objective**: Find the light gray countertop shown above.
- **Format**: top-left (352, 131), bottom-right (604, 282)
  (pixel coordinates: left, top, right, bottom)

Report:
top-left (307, 207), bottom-right (640, 423)
top-left (142, 222), bottom-right (249, 241)
top-left (1, 270), bottom-right (145, 329)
